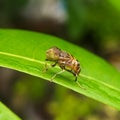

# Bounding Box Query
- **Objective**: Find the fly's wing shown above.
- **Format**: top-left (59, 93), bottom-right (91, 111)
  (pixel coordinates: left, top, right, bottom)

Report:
top-left (59, 51), bottom-right (73, 60)
top-left (58, 51), bottom-right (73, 71)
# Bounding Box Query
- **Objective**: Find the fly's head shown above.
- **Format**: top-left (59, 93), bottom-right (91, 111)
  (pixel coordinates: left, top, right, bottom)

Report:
top-left (46, 46), bottom-right (61, 61)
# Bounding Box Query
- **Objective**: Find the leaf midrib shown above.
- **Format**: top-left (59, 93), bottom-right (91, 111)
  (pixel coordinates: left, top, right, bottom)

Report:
top-left (0, 51), bottom-right (43, 64)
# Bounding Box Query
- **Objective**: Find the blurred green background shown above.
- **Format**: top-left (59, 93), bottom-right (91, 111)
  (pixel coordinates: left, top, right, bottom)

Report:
top-left (0, 0), bottom-right (120, 120)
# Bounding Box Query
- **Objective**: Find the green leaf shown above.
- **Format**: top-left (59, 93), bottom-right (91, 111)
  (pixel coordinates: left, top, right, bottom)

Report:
top-left (0, 29), bottom-right (120, 110)
top-left (0, 102), bottom-right (21, 120)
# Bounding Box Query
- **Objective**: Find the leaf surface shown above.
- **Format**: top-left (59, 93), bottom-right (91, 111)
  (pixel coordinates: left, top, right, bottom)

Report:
top-left (0, 29), bottom-right (120, 110)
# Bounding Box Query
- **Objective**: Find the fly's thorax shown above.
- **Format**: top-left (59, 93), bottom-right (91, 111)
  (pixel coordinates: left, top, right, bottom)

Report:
top-left (59, 51), bottom-right (70, 58)
top-left (46, 46), bottom-right (61, 61)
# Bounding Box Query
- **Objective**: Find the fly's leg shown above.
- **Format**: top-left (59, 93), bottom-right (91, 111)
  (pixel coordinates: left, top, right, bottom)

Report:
top-left (76, 80), bottom-right (84, 89)
top-left (51, 62), bottom-right (57, 67)
top-left (75, 75), bottom-right (77, 82)
top-left (43, 61), bottom-right (57, 73)
top-left (74, 75), bottom-right (81, 87)
top-left (42, 62), bottom-right (49, 73)
top-left (51, 70), bottom-right (65, 82)
top-left (75, 75), bottom-right (85, 89)
top-left (64, 69), bottom-right (84, 89)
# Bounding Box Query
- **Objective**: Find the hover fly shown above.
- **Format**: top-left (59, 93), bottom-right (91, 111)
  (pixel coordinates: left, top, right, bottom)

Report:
top-left (44, 46), bottom-right (81, 83)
